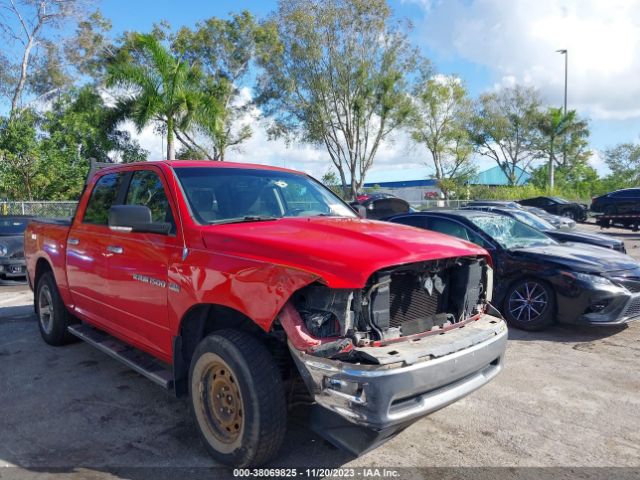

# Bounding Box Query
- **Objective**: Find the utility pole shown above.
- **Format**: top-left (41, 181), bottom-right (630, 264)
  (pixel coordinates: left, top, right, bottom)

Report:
top-left (551, 49), bottom-right (568, 190)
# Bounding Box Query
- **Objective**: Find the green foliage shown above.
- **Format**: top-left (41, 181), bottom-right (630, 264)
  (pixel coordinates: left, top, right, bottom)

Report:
top-left (468, 184), bottom-right (587, 203)
top-left (0, 88), bottom-right (148, 200)
top-left (172, 11), bottom-right (273, 159)
top-left (470, 85), bottom-right (542, 185)
top-left (603, 142), bottom-right (640, 188)
top-left (259, 0), bottom-right (419, 198)
top-left (410, 75), bottom-right (476, 198)
top-left (107, 33), bottom-right (220, 160)
top-left (0, 110), bottom-right (44, 200)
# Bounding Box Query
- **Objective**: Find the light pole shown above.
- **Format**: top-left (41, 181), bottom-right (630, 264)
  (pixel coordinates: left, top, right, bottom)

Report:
top-left (550, 48), bottom-right (568, 190)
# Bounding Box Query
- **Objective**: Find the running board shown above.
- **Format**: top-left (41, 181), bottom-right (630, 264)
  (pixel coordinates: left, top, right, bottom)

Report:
top-left (67, 324), bottom-right (174, 389)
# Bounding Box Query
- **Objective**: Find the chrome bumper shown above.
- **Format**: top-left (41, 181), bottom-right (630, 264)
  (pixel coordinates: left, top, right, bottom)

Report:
top-left (290, 315), bottom-right (507, 430)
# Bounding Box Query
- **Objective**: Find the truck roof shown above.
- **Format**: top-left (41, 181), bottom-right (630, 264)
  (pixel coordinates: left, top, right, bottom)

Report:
top-left (96, 160), bottom-right (304, 177)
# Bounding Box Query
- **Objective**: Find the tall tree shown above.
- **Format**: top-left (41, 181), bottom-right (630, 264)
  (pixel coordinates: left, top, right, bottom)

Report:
top-left (172, 11), bottom-right (277, 160)
top-left (536, 107), bottom-right (590, 188)
top-left (0, 0), bottom-right (82, 115)
top-left (410, 75), bottom-right (476, 198)
top-left (470, 85), bottom-right (542, 186)
top-left (0, 109), bottom-right (42, 199)
top-left (604, 141), bottom-right (640, 187)
top-left (259, 0), bottom-right (418, 198)
top-left (106, 33), bottom-right (219, 160)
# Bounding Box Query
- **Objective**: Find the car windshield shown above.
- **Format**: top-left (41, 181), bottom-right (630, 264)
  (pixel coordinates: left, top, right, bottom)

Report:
top-left (469, 215), bottom-right (556, 249)
top-left (174, 167), bottom-right (356, 224)
top-left (0, 217), bottom-right (30, 236)
top-left (508, 209), bottom-right (556, 230)
top-left (549, 196), bottom-right (569, 204)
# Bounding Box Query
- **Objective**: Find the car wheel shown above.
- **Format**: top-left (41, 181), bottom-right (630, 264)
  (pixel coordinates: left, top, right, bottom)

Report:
top-left (189, 329), bottom-right (287, 467)
top-left (504, 278), bottom-right (555, 331)
top-left (36, 271), bottom-right (76, 346)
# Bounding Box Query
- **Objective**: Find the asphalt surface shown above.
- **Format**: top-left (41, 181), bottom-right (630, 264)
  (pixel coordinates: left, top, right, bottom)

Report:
top-left (1, 223), bottom-right (639, 478)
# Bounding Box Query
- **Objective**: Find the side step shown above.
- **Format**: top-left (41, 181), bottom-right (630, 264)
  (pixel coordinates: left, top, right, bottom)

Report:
top-left (67, 324), bottom-right (174, 389)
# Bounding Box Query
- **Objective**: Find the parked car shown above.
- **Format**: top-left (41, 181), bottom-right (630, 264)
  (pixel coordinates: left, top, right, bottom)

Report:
top-left (0, 215), bottom-right (34, 280)
top-left (520, 206), bottom-right (576, 229)
top-left (591, 188), bottom-right (640, 215)
top-left (387, 210), bottom-right (640, 331)
top-left (466, 200), bottom-right (523, 209)
top-left (462, 205), bottom-right (626, 253)
top-left (24, 161), bottom-right (507, 467)
top-left (518, 196), bottom-right (587, 221)
top-left (352, 193), bottom-right (411, 219)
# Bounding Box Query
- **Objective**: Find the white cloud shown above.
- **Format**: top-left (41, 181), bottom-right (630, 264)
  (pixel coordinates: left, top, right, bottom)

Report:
top-left (415, 0), bottom-right (640, 120)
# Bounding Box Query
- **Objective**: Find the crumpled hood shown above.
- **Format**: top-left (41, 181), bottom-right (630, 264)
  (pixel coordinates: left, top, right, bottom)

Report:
top-left (200, 217), bottom-right (488, 288)
top-left (512, 243), bottom-right (636, 274)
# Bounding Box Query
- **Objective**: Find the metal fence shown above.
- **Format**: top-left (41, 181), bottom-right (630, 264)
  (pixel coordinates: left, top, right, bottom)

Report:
top-left (0, 201), bottom-right (78, 218)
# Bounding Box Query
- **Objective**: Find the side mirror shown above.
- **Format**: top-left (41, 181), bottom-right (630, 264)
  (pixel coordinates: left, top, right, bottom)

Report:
top-left (108, 205), bottom-right (171, 235)
top-left (349, 202), bottom-right (367, 218)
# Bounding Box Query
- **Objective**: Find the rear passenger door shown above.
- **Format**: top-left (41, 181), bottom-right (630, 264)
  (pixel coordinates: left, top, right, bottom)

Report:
top-left (67, 172), bottom-right (124, 327)
top-left (103, 168), bottom-right (181, 358)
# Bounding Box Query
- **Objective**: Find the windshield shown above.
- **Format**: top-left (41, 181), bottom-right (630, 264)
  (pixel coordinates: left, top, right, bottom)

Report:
top-left (0, 217), bottom-right (30, 235)
top-left (174, 167), bottom-right (356, 224)
top-left (508, 209), bottom-right (556, 230)
top-left (549, 196), bottom-right (569, 204)
top-left (469, 215), bottom-right (556, 249)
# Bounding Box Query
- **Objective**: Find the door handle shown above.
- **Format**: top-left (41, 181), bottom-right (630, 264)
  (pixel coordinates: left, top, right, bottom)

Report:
top-left (68, 238), bottom-right (79, 246)
top-left (106, 245), bottom-right (124, 254)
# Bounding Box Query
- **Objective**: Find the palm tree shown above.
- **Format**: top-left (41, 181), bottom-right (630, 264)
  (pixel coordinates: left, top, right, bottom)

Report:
top-left (106, 33), bottom-right (219, 160)
top-left (537, 107), bottom-right (589, 189)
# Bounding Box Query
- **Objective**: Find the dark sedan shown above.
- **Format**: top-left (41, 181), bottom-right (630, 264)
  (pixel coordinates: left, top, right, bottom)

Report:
top-left (387, 210), bottom-right (640, 331)
top-left (463, 205), bottom-right (626, 253)
top-left (518, 196), bottom-right (587, 221)
top-left (0, 215), bottom-right (33, 280)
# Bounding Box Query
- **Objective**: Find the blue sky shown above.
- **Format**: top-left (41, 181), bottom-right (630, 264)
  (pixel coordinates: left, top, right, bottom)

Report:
top-left (6, 0), bottom-right (640, 182)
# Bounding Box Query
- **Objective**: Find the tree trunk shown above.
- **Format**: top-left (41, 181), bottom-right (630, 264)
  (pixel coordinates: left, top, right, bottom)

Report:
top-left (11, 35), bottom-right (36, 115)
top-left (166, 118), bottom-right (175, 160)
top-left (548, 141), bottom-right (555, 189)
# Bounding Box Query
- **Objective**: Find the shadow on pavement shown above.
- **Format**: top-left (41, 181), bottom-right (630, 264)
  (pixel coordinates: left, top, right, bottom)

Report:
top-left (508, 323), bottom-right (628, 342)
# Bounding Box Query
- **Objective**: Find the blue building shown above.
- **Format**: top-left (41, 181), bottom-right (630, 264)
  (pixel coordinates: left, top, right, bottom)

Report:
top-left (468, 165), bottom-right (531, 186)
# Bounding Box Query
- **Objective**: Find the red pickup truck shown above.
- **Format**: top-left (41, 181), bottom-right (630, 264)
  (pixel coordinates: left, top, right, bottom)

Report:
top-left (24, 161), bottom-right (507, 467)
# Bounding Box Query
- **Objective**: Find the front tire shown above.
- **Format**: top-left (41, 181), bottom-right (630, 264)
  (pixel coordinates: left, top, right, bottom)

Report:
top-left (504, 278), bottom-right (556, 331)
top-left (36, 271), bottom-right (76, 346)
top-left (189, 329), bottom-right (287, 467)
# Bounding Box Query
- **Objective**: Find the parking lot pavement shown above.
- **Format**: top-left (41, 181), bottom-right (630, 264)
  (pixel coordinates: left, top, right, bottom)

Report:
top-left (1, 225), bottom-right (639, 477)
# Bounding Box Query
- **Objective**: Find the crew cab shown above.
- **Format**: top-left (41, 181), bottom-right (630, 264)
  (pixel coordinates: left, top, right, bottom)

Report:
top-left (24, 161), bottom-right (507, 467)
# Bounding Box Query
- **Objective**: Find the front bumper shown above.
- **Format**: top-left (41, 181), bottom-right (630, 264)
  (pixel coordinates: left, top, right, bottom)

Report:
top-left (290, 315), bottom-right (507, 453)
top-left (561, 278), bottom-right (640, 326)
top-left (0, 258), bottom-right (27, 278)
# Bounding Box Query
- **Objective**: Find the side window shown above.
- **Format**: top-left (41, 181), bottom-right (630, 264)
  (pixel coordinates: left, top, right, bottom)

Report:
top-left (125, 170), bottom-right (176, 232)
top-left (427, 218), bottom-right (470, 241)
top-left (393, 215), bottom-right (427, 229)
top-left (83, 173), bottom-right (123, 225)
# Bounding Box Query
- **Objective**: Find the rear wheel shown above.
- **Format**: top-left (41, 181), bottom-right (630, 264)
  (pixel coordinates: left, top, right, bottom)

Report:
top-left (504, 278), bottom-right (555, 331)
top-left (189, 329), bottom-right (287, 467)
top-left (36, 271), bottom-right (76, 346)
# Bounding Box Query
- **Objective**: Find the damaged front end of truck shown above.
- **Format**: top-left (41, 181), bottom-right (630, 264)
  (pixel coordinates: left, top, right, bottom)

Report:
top-left (277, 254), bottom-right (508, 455)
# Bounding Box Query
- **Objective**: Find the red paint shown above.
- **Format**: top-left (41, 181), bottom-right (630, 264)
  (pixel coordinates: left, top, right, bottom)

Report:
top-left (25, 160), bottom-right (490, 365)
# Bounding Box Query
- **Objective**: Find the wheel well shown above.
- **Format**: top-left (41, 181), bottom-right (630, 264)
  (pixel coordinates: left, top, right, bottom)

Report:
top-left (34, 258), bottom-right (53, 289)
top-left (173, 304), bottom-right (291, 397)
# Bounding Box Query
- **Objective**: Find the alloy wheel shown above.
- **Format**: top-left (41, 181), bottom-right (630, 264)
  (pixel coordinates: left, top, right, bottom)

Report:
top-left (508, 281), bottom-right (548, 323)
